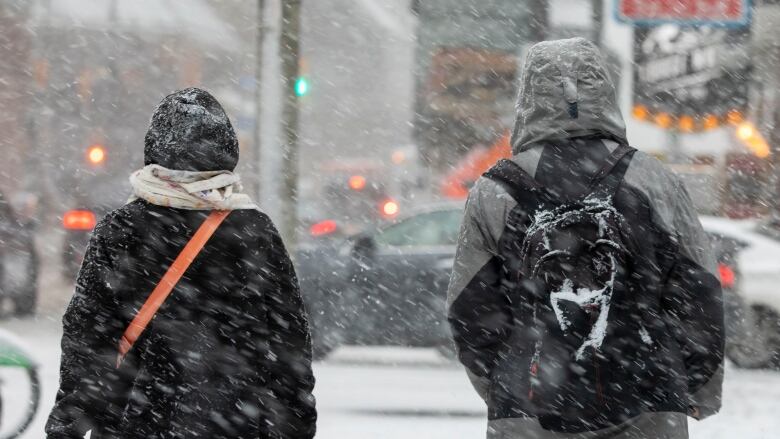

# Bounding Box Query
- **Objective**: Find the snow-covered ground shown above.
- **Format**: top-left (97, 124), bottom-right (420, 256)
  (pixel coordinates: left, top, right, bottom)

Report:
top-left (1, 316), bottom-right (780, 438)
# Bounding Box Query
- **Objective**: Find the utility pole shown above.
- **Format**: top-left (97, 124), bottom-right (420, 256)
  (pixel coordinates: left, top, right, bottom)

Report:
top-left (528, 0), bottom-right (548, 43)
top-left (592, 0), bottom-right (604, 46)
top-left (278, 0), bottom-right (303, 248)
top-left (750, 1), bottom-right (780, 222)
top-left (253, 0), bottom-right (265, 201)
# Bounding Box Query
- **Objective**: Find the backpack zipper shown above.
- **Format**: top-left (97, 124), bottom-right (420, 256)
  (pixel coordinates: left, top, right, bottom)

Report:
top-left (529, 340), bottom-right (542, 401)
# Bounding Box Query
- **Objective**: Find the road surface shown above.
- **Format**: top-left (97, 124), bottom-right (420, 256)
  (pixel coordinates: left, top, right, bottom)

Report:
top-left (2, 316), bottom-right (780, 438)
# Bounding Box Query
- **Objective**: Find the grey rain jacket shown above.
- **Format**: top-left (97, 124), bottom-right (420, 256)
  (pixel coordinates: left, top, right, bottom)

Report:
top-left (447, 38), bottom-right (723, 439)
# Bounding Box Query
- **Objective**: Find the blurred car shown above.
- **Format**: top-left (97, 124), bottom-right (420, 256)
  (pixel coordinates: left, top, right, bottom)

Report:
top-left (0, 192), bottom-right (38, 316)
top-left (700, 216), bottom-right (780, 369)
top-left (298, 205), bottom-right (757, 364)
top-left (296, 203), bottom-right (461, 358)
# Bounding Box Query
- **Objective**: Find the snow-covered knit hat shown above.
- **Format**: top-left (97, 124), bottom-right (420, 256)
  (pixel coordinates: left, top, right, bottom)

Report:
top-left (144, 88), bottom-right (239, 172)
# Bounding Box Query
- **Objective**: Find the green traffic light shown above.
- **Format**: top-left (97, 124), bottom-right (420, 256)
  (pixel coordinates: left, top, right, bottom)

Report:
top-left (295, 77), bottom-right (309, 96)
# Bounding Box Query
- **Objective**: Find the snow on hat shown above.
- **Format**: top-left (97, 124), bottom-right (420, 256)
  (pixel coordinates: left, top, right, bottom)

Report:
top-left (144, 87), bottom-right (239, 172)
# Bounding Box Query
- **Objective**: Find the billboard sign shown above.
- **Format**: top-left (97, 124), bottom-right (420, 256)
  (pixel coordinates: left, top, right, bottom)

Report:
top-left (617, 0), bottom-right (751, 26)
top-left (632, 25), bottom-right (751, 131)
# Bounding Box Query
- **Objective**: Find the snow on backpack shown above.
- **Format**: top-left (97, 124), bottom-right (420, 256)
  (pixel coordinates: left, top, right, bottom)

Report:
top-left (484, 144), bottom-right (661, 432)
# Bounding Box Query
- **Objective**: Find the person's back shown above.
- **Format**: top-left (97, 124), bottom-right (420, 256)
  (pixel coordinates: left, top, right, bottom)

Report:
top-left (46, 88), bottom-right (316, 439)
top-left (447, 38), bottom-right (723, 439)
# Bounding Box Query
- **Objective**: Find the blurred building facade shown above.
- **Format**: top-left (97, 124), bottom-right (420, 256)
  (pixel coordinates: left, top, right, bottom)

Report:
top-left (0, 0), bottom-right (32, 197)
top-left (412, 0), bottom-right (533, 170)
top-left (22, 0), bottom-right (244, 213)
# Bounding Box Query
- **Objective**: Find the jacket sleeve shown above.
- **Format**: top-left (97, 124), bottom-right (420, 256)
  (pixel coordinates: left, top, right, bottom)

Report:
top-left (46, 218), bottom-right (127, 438)
top-left (256, 218), bottom-right (317, 439)
top-left (662, 177), bottom-right (724, 419)
top-left (447, 180), bottom-right (513, 401)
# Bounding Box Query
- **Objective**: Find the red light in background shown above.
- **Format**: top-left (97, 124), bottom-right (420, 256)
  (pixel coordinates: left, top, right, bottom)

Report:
top-left (381, 199), bottom-right (400, 218)
top-left (310, 219), bottom-right (338, 237)
top-left (348, 175), bottom-right (366, 191)
top-left (63, 210), bottom-right (97, 231)
top-left (87, 144), bottom-right (106, 165)
top-left (391, 150), bottom-right (406, 165)
top-left (718, 263), bottom-right (736, 289)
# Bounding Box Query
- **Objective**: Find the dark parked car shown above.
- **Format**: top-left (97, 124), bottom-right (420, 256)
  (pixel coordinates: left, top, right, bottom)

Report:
top-left (296, 204), bottom-right (462, 358)
top-left (298, 204), bottom-right (748, 363)
top-left (0, 192), bottom-right (38, 316)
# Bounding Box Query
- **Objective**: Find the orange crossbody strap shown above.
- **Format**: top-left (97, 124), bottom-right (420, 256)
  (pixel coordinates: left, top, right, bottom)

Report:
top-left (116, 209), bottom-right (231, 368)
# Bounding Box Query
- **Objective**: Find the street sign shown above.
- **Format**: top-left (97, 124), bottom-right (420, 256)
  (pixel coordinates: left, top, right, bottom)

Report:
top-left (617, 0), bottom-right (751, 26)
top-left (632, 24), bottom-right (751, 131)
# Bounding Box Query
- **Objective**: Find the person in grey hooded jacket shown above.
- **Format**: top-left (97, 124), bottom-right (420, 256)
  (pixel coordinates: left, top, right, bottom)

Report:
top-left (447, 38), bottom-right (723, 439)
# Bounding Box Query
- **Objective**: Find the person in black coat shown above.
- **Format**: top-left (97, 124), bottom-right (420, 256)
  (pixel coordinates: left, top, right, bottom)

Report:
top-left (46, 88), bottom-right (316, 439)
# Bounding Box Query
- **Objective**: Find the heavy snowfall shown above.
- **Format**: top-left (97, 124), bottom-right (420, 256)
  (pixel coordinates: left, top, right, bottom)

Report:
top-left (2, 0), bottom-right (780, 438)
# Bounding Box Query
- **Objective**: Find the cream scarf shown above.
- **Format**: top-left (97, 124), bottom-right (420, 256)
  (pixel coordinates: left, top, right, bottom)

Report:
top-left (128, 165), bottom-right (257, 210)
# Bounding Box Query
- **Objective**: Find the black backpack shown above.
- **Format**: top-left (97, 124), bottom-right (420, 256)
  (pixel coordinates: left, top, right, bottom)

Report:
top-left (484, 144), bottom-right (664, 432)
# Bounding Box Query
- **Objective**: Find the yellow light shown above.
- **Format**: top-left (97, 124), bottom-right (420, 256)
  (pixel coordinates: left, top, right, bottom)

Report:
top-left (745, 136), bottom-right (771, 158)
top-left (632, 105), bottom-right (649, 121)
top-left (678, 115), bottom-right (695, 132)
top-left (736, 123), bottom-right (755, 141)
top-left (87, 145), bottom-right (106, 165)
top-left (727, 110), bottom-right (744, 125)
top-left (703, 114), bottom-right (719, 131)
top-left (654, 112), bottom-right (673, 129)
top-left (734, 122), bottom-right (771, 158)
top-left (391, 150), bottom-right (406, 165)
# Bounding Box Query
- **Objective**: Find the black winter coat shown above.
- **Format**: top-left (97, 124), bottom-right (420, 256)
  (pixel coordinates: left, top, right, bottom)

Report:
top-left (46, 200), bottom-right (316, 439)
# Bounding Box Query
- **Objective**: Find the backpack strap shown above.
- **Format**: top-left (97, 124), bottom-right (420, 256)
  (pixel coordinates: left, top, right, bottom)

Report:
top-left (483, 159), bottom-right (553, 206)
top-left (588, 144), bottom-right (636, 197)
top-left (483, 145), bottom-right (636, 205)
top-left (116, 209), bottom-right (231, 368)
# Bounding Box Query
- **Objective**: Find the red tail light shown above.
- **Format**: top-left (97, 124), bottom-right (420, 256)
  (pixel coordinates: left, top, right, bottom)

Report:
top-left (310, 219), bottom-right (338, 237)
top-left (63, 210), bottom-right (97, 231)
top-left (348, 175), bottom-right (367, 191)
top-left (718, 263), bottom-right (736, 289)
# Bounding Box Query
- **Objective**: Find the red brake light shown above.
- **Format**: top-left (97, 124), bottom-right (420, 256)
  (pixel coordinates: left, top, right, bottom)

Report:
top-left (310, 220), bottom-right (338, 237)
top-left (348, 175), bottom-right (367, 191)
top-left (63, 210), bottom-right (97, 231)
top-left (718, 263), bottom-right (736, 289)
top-left (381, 199), bottom-right (400, 218)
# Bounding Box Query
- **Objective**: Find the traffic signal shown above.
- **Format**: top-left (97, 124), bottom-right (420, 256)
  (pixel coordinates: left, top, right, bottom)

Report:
top-left (294, 76), bottom-right (309, 97)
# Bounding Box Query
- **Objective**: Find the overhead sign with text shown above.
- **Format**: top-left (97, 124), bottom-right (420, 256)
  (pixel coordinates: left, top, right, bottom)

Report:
top-left (633, 25), bottom-right (751, 130)
top-left (617, 0), bottom-right (750, 26)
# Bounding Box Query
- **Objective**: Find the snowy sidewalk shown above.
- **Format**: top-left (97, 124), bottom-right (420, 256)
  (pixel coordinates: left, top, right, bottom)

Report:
top-left (1, 316), bottom-right (779, 438)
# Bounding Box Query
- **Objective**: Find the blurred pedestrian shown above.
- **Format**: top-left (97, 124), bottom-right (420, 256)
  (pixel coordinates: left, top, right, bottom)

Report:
top-left (46, 88), bottom-right (316, 439)
top-left (0, 191), bottom-right (11, 299)
top-left (447, 38), bottom-right (723, 439)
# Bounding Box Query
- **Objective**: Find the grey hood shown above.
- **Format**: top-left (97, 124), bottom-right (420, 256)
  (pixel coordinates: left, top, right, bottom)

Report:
top-left (510, 38), bottom-right (627, 153)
